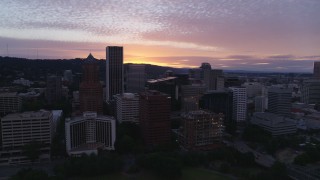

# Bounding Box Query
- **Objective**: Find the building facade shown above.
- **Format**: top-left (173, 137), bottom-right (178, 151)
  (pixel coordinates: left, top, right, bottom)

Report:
top-left (200, 90), bottom-right (233, 124)
top-left (79, 54), bottom-right (103, 114)
top-left (65, 112), bottom-right (116, 156)
top-left (242, 82), bottom-right (263, 98)
top-left (301, 79), bottom-right (320, 105)
top-left (314, 61), bottom-right (320, 79)
top-left (0, 110), bottom-right (53, 165)
top-left (106, 46), bottom-right (123, 101)
top-left (230, 87), bottom-right (247, 122)
top-left (255, 96), bottom-right (267, 112)
top-left (0, 92), bottom-right (22, 116)
top-left (251, 112), bottom-right (296, 136)
top-left (125, 64), bottom-right (146, 93)
top-left (268, 87), bottom-right (291, 117)
top-left (181, 84), bottom-right (206, 112)
top-left (203, 69), bottom-right (224, 91)
top-left (139, 90), bottom-right (171, 147)
top-left (115, 93), bottom-right (139, 124)
top-left (46, 75), bottom-right (62, 105)
top-left (178, 110), bottom-right (224, 150)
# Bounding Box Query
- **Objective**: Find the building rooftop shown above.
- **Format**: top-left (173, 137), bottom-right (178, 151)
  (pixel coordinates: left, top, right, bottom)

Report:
top-left (0, 92), bottom-right (18, 97)
top-left (252, 112), bottom-right (295, 127)
top-left (2, 110), bottom-right (51, 120)
top-left (82, 53), bottom-right (98, 64)
top-left (147, 77), bottom-right (177, 83)
top-left (66, 112), bottom-right (115, 122)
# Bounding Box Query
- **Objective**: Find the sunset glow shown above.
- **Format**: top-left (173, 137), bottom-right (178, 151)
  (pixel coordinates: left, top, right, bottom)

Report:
top-left (0, 0), bottom-right (320, 72)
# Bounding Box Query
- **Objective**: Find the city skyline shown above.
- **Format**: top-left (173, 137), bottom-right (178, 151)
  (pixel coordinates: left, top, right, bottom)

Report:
top-left (0, 0), bottom-right (320, 72)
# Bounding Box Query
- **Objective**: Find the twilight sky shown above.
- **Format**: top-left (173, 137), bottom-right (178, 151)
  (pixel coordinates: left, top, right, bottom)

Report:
top-left (0, 0), bottom-right (320, 72)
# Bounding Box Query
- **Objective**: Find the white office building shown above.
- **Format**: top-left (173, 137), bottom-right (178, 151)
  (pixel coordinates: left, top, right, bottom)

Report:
top-left (115, 93), bottom-right (139, 123)
top-left (230, 87), bottom-right (247, 122)
top-left (65, 112), bottom-right (116, 156)
top-left (0, 110), bottom-right (53, 165)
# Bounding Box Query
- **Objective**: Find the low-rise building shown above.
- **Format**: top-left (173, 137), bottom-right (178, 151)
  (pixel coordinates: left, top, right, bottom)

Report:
top-left (0, 110), bottom-right (53, 165)
top-left (251, 112), bottom-right (297, 136)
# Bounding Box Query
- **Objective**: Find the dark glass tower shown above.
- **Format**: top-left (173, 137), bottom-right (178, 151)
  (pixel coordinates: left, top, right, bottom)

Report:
top-left (79, 53), bottom-right (103, 114)
top-left (106, 46), bottom-right (123, 101)
top-left (139, 90), bottom-right (171, 147)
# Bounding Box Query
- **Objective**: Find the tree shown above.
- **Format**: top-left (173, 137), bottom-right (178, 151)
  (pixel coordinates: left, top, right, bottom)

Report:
top-left (115, 135), bottom-right (135, 154)
top-left (270, 161), bottom-right (288, 180)
top-left (23, 141), bottom-right (43, 163)
top-left (9, 168), bottom-right (49, 180)
top-left (139, 153), bottom-right (182, 179)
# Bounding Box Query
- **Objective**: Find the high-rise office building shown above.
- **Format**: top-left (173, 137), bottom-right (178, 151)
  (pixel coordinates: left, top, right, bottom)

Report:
top-left (230, 87), bottom-right (247, 122)
top-left (124, 64), bottom-right (146, 93)
top-left (178, 110), bottom-right (224, 150)
top-left (115, 93), bottom-right (139, 124)
top-left (200, 90), bottom-right (233, 124)
top-left (139, 90), bottom-right (171, 147)
top-left (79, 54), bottom-right (103, 114)
top-left (46, 75), bottom-right (62, 105)
top-left (65, 112), bottom-right (116, 156)
top-left (268, 87), bottom-right (291, 117)
top-left (106, 46), bottom-right (123, 101)
top-left (147, 77), bottom-right (178, 110)
top-left (181, 84), bottom-right (206, 112)
top-left (203, 69), bottom-right (224, 91)
top-left (0, 110), bottom-right (52, 165)
top-left (313, 62), bottom-right (320, 79)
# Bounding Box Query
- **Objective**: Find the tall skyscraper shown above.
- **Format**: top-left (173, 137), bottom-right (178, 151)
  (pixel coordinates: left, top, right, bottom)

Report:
top-left (106, 46), bottom-right (123, 101)
top-left (139, 90), bottom-right (171, 147)
top-left (268, 87), bottom-right (291, 117)
top-left (79, 54), bottom-right (103, 114)
top-left (313, 62), bottom-right (320, 79)
top-left (124, 64), bottom-right (146, 93)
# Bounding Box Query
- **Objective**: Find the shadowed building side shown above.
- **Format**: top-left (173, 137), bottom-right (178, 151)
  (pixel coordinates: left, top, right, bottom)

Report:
top-left (79, 53), bottom-right (103, 114)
